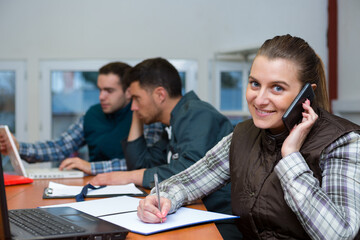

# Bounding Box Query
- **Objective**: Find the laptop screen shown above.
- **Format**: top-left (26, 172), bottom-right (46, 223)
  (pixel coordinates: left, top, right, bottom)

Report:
top-left (0, 154), bottom-right (13, 239)
top-left (0, 126), bottom-right (27, 177)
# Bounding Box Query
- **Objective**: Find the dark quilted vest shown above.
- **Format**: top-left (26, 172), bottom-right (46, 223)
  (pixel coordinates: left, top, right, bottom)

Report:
top-left (229, 108), bottom-right (360, 239)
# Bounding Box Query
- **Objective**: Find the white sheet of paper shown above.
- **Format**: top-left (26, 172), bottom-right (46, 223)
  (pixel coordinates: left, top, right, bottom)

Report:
top-left (46, 181), bottom-right (143, 197)
top-left (41, 196), bottom-right (140, 217)
top-left (42, 196), bottom-right (238, 235)
top-left (100, 206), bottom-right (238, 235)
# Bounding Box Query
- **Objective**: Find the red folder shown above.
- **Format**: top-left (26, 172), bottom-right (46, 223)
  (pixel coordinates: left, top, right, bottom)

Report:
top-left (3, 173), bottom-right (33, 186)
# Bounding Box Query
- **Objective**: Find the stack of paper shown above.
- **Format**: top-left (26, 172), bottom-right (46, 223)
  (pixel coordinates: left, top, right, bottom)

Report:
top-left (42, 196), bottom-right (239, 235)
top-left (42, 196), bottom-right (139, 216)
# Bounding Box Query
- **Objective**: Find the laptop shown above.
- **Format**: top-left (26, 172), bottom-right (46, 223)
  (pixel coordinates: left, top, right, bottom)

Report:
top-left (0, 125), bottom-right (84, 179)
top-left (0, 155), bottom-right (129, 240)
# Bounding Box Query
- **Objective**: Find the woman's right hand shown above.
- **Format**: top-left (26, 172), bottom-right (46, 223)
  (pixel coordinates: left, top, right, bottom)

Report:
top-left (137, 195), bottom-right (171, 223)
top-left (281, 99), bottom-right (318, 157)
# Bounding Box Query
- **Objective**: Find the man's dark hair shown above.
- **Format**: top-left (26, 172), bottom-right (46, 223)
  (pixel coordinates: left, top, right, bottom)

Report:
top-left (99, 62), bottom-right (132, 91)
top-left (124, 57), bottom-right (182, 98)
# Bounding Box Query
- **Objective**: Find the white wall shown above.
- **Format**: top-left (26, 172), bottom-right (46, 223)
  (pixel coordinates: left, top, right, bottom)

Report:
top-left (0, 0), bottom-right (329, 141)
top-left (338, 0), bottom-right (360, 99)
top-left (334, 0), bottom-right (360, 125)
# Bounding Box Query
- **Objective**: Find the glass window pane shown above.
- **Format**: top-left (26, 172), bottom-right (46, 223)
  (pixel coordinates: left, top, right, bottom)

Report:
top-left (0, 71), bottom-right (16, 171)
top-left (0, 71), bottom-right (15, 133)
top-left (179, 71), bottom-right (186, 95)
top-left (51, 71), bottom-right (99, 161)
top-left (220, 71), bottom-right (242, 110)
top-left (51, 71), bottom-right (99, 138)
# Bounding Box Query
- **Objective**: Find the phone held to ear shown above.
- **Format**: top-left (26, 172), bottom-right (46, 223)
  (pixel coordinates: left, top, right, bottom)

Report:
top-left (282, 83), bottom-right (315, 131)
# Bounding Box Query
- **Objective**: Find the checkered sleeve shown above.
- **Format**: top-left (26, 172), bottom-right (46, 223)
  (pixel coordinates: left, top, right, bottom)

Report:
top-left (151, 133), bottom-right (233, 213)
top-left (19, 117), bottom-right (86, 163)
top-left (143, 122), bottom-right (164, 147)
top-left (90, 158), bottom-right (127, 174)
top-left (275, 131), bottom-right (360, 240)
top-left (89, 122), bottom-right (164, 174)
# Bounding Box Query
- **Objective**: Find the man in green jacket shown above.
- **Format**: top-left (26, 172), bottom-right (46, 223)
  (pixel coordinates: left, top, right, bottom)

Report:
top-left (90, 57), bottom-right (241, 239)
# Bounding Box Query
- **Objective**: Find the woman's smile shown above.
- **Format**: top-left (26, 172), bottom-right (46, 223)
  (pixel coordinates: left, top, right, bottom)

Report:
top-left (254, 107), bottom-right (276, 117)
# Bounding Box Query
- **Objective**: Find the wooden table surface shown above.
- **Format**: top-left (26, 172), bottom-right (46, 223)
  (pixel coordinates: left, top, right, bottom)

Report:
top-left (5, 176), bottom-right (223, 240)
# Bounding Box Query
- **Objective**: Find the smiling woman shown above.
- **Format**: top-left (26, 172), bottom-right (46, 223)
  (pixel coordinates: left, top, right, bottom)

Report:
top-left (137, 34), bottom-right (360, 240)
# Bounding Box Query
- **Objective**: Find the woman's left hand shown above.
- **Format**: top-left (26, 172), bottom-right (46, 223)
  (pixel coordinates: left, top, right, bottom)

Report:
top-left (281, 99), bottom-right (318, 157)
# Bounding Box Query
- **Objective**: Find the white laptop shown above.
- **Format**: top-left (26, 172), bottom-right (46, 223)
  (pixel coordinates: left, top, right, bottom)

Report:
top-left (0, 125), bottom-right (84, 179)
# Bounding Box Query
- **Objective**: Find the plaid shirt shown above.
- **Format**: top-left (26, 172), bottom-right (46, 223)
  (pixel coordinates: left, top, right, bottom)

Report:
top-left (154, 132), bottom-right (360, 240)
top-left (19, 117), bottom-right (163, 174)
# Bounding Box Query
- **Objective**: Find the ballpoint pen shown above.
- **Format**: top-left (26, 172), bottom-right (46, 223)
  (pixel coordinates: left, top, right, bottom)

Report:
top-left (154, 173), bottom-right (163, 223)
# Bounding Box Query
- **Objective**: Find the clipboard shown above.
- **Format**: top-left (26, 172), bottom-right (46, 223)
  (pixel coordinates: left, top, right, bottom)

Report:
top-left (42, 182), bottom-right (147, 199)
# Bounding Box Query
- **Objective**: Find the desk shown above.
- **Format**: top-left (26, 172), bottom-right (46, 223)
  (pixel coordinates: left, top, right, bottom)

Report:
top-left (5, 177), bottom-right (223, 240)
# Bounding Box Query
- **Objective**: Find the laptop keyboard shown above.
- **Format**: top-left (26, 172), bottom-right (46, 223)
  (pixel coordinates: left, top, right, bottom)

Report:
top-left (9, 208), bottom-right (86, 236)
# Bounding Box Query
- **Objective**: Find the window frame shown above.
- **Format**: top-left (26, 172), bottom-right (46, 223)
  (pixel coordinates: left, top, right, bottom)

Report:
top-left (214, 61), bottom-right (251, 115)
top-left (213, 60), bottom-right (252, 124)
top-left (169, 59), bottom-right (198, 93)
top-left (212, 48), bottom-right (258, 124)
top-left (0, 60), bottom-right (27, 140)
top-left (40, 59), bottom-right (198, 140)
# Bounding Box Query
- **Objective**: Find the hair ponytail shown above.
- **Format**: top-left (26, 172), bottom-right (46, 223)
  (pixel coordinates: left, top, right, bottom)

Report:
top-left (315, 55), bottom-right (330, 111)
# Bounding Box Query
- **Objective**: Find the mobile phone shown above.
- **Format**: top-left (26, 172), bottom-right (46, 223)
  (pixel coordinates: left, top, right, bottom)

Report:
top-left (282, 83), bottom-right (315, 131)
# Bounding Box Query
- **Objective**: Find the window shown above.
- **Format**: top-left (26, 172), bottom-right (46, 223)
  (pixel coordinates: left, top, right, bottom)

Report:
top-left (40, 60), bottom-right (197, 160)
top-left (0, 61), bottom-right (27, 139)
top-left (169, 60), bottom-right (197, 95)
top-left (220, 71), bottom-right (243, 110)
top-left (51, 70), bottom-right (99, 138)
top-left (213, 48), bottom-right (258, 126)
top-left (0, 71), bottom-right (15, 130)
top-left (40, 60), bottom-right (106, 141)
top-left (41, 60), bottom-right (197, 141)
top-left (0, 61), bottom-right (27, 171)
top-left (214, 61), bottom-right (251, 126)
